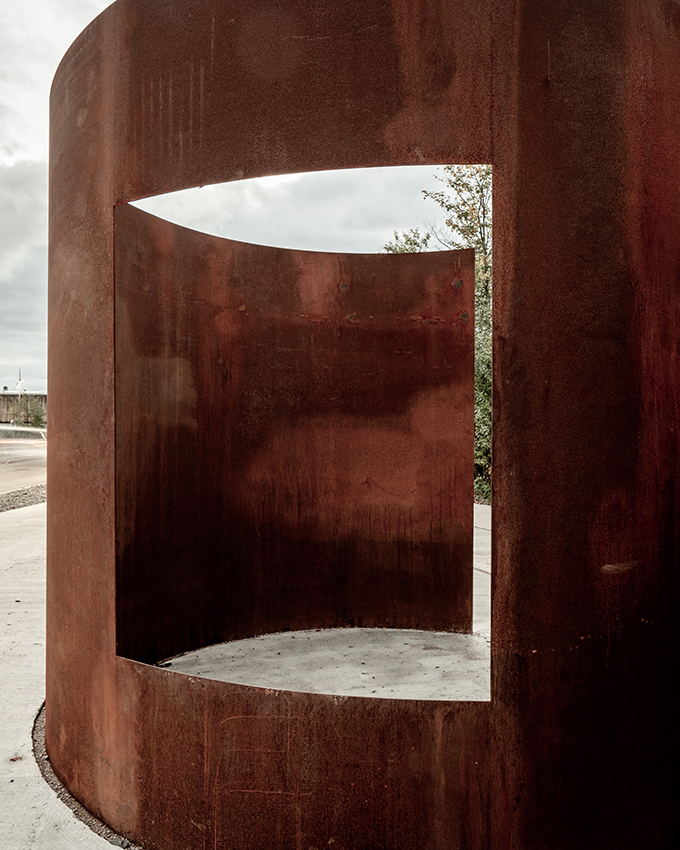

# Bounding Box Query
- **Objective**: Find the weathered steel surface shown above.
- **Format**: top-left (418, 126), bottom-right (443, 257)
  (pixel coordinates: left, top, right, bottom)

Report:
top-left (115, 204), bottom-right (475, 663)
top-left (48, 1), bottom-right (680, 848)
top-left (118, 658), bottom-right (494, 850)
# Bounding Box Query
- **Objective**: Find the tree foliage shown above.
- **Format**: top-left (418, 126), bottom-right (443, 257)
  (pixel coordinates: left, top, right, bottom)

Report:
top-left (9, 395), bottom-right (47, 429)
top-left (382, 227), bottom-right (432, 254)
top-left (382, 164), bottom-right (492, 501)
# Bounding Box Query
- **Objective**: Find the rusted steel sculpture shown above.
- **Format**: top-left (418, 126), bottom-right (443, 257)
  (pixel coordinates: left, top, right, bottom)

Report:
top-left (48, 1), bottom-right (679, 848)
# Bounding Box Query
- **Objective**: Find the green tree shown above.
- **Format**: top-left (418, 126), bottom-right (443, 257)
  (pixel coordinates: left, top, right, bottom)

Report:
top-left (10, 395), bottom-right (47, 429)
top-left (382, 164), bottom-right (492, 501)
top-left (382, 227), bottom-right (432, 254)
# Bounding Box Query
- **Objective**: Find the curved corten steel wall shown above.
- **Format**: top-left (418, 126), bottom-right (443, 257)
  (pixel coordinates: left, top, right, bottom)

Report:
top-left (48, 1), bottom-right (679, 848)
top-left (114, 204), bottom-right (475, 663)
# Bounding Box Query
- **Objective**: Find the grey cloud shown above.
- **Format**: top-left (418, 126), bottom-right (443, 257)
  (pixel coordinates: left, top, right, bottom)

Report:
top-left (135, 165), bottom-right (449, 254)
top-left (0, 159), bottom-right (47, 282)
top-left (1, 2), bottom-right (110, 393)
top-left (0, 161), bottom-right (48, 393)
top-left (0, 246), bottom-right (47, 394)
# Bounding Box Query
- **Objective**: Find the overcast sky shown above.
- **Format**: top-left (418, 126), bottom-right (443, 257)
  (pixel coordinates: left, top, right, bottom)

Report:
top-left (1, 1), bottom-right (449, 395)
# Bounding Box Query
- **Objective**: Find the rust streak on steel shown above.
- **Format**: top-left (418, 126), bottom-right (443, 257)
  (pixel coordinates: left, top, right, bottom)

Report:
top-left (48, 1), bottom-right (680, 848)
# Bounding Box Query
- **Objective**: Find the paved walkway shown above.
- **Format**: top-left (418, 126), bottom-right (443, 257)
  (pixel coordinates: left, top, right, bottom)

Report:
top-left (1, 442), bottom-right (112, 847)
top-left (0, 502), bottom-right (116, 848)
top-left (0, 440), bottom-right (47, 495)
top-left (0, 491), bottom-right (491, 848)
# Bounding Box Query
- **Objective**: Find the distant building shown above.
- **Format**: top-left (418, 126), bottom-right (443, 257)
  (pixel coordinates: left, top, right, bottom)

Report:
top-left (0, 392), bottom-right (47, 424)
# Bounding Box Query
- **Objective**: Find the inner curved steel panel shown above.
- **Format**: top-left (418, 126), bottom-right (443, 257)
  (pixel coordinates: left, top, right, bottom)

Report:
top-left (114, 204), bottom-right (475, 663)
top-left (48, 0), bottom-right (680, 848)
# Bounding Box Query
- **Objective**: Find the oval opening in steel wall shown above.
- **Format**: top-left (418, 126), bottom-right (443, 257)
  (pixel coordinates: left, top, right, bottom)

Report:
top-left (132, 166), bottom-right (450, 253)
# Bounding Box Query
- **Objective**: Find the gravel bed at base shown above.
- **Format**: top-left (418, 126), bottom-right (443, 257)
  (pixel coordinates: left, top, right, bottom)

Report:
top-left (32, 703), bottom-right (144, 849)
top-left (0, 483), bottom-right (46, 512)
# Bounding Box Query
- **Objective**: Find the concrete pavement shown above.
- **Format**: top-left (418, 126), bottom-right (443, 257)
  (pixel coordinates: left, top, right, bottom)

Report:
top-left (0, 502), bottom-right (117, 848)
top-left (0, 436), bottom-right (47, 495)
top-left (1, 438), bottom-right (112, 847)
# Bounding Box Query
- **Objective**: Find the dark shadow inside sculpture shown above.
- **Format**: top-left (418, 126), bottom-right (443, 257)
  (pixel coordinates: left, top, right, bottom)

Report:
top-left (115, 169), bottom-right (490, 702)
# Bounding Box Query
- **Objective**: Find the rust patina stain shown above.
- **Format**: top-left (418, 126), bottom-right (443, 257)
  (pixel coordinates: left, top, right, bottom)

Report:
top-left (47, 1), bottom-right (680, 848)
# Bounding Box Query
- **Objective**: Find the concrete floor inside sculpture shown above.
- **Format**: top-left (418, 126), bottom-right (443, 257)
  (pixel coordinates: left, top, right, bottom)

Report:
top-left (165, 504), bottom-right (492, 702)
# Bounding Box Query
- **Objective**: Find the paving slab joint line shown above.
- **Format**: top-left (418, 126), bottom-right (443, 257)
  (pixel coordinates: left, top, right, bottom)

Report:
top-left (31, 702), bottom-right (145, 849)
